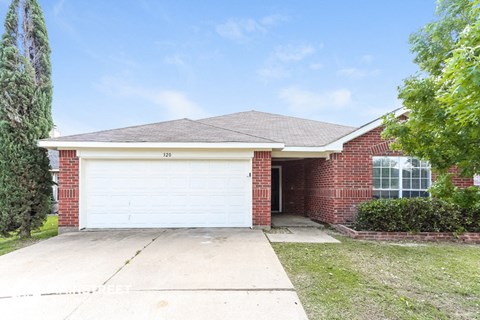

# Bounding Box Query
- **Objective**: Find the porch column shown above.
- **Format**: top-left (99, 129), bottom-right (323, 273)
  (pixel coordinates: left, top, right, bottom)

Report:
top-left (58, 150), bottom-right (79, 233)
top-left (252, 151), bottom-right (272, 227)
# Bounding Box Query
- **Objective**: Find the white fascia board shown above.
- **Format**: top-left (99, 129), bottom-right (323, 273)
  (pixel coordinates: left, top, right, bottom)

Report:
top-left (272, 150), bottom-right (331, 158)
top-left (322, 107), bottom-right (407, 152)
top-left (281, 146), bottom-right (334, 152)
top-left (77, 148), bottom-right (255, 160)
top-left (38, 141), bottom-right (285, 150)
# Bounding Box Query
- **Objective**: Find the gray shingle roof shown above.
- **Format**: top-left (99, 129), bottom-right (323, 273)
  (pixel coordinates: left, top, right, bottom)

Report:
top-left (46, 118), bottom-right (276, 143)
top-left (199, 111), bottom-right (356, 147)
top-left (43, 111), bottom-right (357, 147)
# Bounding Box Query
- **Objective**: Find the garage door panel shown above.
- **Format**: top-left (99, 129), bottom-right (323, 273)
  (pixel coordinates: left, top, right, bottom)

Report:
top-left (84, 159), bottom-right (252, 228)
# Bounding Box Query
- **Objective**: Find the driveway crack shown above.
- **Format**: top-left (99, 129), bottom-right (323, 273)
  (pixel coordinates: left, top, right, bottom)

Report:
top-left (102, 231), bottom-right (164, 285)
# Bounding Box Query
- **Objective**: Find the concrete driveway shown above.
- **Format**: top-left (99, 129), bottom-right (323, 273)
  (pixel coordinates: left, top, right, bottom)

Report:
top-left (0, 229), bottom-right (308, 320)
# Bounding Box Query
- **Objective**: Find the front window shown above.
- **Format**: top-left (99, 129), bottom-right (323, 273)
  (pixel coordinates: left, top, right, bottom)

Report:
top-left (373, 157), bottom-right (431, 199)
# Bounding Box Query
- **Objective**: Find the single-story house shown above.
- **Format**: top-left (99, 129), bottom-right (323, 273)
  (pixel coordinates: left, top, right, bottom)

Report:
top-left (39, 109), bottom-right (472, 233)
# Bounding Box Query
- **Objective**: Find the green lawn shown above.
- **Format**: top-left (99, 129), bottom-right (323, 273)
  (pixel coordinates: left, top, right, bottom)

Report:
top-left (0, 215), bottom-right (58, 256)
top-left (273, 235), bottom-right (480, 320)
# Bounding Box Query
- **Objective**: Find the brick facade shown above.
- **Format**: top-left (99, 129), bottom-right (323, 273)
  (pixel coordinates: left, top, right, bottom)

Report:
top-left (272, 160), bottom-right (305, 215)
top-left (58, 150), bottom-right (79, 229)
top-left (252, 151), bottom-right (272, 227)
top-left (304, 127), bottom-right (404, 224)
top-left (432, 166), bottom-right (473, 189)
top-left (57, 149), bottom-right (273, 229)
top-left (56, 125), bottom-right (473, 229)
top-left (276, 126), bottom-right (473, 225)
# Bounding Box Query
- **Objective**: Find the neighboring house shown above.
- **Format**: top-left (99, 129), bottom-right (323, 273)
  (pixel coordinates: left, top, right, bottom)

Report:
top-left (48, 149), bottom-right (59, 214)
top-left (39, 109), bottom-right (472, 233)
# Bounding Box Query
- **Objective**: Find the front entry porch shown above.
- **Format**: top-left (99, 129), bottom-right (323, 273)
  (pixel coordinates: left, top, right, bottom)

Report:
top-left (270, 155), bottom-right (369, 226)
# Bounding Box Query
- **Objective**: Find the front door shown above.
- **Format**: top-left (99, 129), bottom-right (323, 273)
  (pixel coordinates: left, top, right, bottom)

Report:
top-left (271, 167), bottom-right (281, 212)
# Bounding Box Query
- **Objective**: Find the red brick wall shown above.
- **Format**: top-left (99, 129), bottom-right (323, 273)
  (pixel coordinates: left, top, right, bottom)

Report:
top-left (304, 126), bottom-right (473, 224)
top-left (58, 150), bottom-right (79, 228)
top-left (272, 160), bottom-right (305, 214)
top-left (252, 151), bottom-right (271, 226)
top-left (304, 158), bottom-right (335, 223)
top-left (432, 166), bottom-right (473, 189)
top-left (325, 127), bottom-right (402, 224)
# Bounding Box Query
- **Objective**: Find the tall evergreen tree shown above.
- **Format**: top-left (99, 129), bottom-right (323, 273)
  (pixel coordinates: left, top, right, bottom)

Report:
top-left (0, 0), bottom-right (53, 238)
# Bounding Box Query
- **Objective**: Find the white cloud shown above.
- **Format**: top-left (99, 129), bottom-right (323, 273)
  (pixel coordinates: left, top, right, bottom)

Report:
top-left (215, 14), bottom-right (288, 42)
top-left (216, 18), bottom-right (266, 42)
top-left (53, 0), bottom-right (66, 17)
top-left (310, 63), bottom-right (323, 70)
top-left (260, 14), bottom-right (289, 26)
top-left (360, 54), bottom-right (374, 64)
top-left (96, 76), bottom-right (207, 119)
top-left (337, 68), bottom-right (381, 79)
top-left (149, 90), bottom-right (206, 119)
top-left (279, 86), bottom-right (352, 113)
top-left (164, 55), bottom-right (186, 66)
top-left (274, 44), bottom-right (316, 62)
top-left (364, 99), bottom-right (403, 117)
top-left (54, 116), bottom-right (97, 136)
top-left (256, 66), bottom-right (289, 80)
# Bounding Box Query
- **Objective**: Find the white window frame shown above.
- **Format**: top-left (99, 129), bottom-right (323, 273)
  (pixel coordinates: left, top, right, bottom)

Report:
top-left (372, 156), bottom-right (432, 198)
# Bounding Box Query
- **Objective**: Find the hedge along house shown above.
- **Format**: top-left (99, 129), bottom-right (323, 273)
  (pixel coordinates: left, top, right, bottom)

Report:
top-left (39, 109), bottom-right (473, 233)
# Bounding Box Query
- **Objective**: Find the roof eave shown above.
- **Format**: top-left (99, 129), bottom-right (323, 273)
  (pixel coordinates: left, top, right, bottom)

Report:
top-left (321, 107), bottom-right (407, 152)
top-left (38, 141), bottom-right (285, 150)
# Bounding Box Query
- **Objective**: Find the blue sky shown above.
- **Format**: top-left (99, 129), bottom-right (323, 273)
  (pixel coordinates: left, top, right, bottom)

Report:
top-left (1, 0), bottom-right (437, 135)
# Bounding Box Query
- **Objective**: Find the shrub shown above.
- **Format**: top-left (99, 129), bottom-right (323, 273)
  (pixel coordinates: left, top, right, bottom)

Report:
top-left (353, 198), bottom-right (475, 233)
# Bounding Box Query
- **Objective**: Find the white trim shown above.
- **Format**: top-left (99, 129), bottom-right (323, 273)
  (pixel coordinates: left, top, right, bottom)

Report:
top-left (38, 141), bottom-right (284, 150)
top-left (280, 147), bottom-right (332, 152)
top-left (272, 151), bottom-right (331, 158)
top-left (248, 158), bottom-right (253, 228)
top-left (323, 107), bottom-right (407, 151)
top-left (76, 148), bottom-right (254, 160)
top-left (79, 157), bottom-right (85, 229)
top-left (372, 156), bottom-right (432, 198)
top-left (271, 166), bottom-right (282, 213)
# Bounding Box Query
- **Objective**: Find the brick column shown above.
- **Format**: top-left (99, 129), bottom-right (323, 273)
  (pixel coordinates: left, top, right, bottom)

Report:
top-left (252, 151), bottom-right (271, 227)
top-left (58, 150), bottom-right (79, 232)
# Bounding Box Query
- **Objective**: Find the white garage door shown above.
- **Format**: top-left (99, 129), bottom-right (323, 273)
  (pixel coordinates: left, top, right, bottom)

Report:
top-left (83, 159), bottom-right (252, 228)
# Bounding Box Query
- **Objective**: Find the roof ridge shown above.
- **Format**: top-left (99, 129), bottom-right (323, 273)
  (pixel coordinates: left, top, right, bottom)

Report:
top-left (191, 118), bottom-right (280, 143)
top-left (252, 110), bottom-right (357, 129)
top-left (200, 110), bottom-right (357, 129)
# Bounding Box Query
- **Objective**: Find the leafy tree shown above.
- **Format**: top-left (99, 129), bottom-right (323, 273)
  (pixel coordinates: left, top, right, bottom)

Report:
top-left (383, 0), bottom-right (479, 180)
top-left (0, 0), bottom-right (53, 238)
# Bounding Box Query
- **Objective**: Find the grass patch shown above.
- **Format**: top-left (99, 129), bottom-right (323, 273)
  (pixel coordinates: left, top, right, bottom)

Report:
top-left (272, 235), bottom-right (480, 320)
top-left (0, 215), bottom-right (58, 256)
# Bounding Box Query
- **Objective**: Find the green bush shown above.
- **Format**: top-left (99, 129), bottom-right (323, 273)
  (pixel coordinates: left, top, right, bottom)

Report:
top-left (353, 197), bottom-right (479, 233)
top-left (462, 205), bottom-right (480, 232)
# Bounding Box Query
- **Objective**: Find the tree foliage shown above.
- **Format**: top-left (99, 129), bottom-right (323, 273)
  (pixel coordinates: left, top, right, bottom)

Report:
top-left (383, 0), bottom-right (480, 179)
top-left (0, 0), bottom-right (53, 238)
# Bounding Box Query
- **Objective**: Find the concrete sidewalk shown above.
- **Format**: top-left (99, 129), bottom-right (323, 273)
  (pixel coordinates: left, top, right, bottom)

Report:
top-left (266, 227), bottom-right (341, 243)
top-left (0, 229), bottom-right (308, 320)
